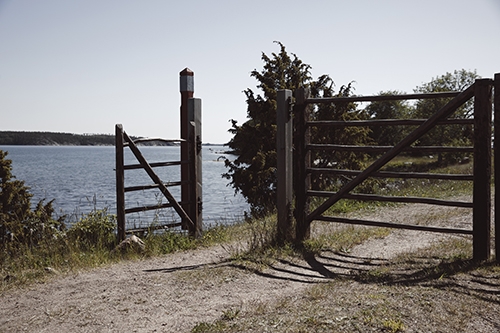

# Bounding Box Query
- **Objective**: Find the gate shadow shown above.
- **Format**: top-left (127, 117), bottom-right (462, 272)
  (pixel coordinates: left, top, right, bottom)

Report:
top-left (143, 250), bottom-right (499, 304)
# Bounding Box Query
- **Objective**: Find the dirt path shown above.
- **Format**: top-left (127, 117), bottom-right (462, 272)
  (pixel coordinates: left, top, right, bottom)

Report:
top-left (0, 199), bottom-right (485, 333)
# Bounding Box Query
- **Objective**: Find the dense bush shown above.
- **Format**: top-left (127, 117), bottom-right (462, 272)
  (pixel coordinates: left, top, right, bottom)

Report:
top-left (1, 150), bottom-right (65, 250)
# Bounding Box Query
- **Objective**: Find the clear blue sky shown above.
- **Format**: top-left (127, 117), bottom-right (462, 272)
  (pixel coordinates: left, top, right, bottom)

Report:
top-left (1, 0), bottom-right (499, 144)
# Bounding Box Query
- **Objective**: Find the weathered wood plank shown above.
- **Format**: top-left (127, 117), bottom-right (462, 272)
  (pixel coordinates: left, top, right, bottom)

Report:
top-left (188, 97), bottom-right (203, 238)
top-left (307, 144), bottom-right (474, 153)
top-left (124, 181), bottom-right (183, 192)
top-left (125, 222), bottom-right (183, 234)
top-left (308, 118), bottom-right (473, 127)
top-left (277, 89), bottom-right (293, 243)
top-left (495, 73), bottom-right (500, 262)
top-left (123, 160), bottom-right (182, 170)
top-left (125, 202), bottom-right (174, 214)
top-left (316, 215), bottom-right (473, 235)
top-left (308, 168), bottom-right (473, 181)
top-left (115, 124), bottom-right (126, 242)
top-left (180, 69), bottom-right (194, 231)
top-left (294, 88), bottom-right (312, 242)
top-left (306, 91), bottom-right (460, 104)
top-left (131, 137), bottom-right (184, 144)
top-left (473, 79), bottom-right (493, 261)
top-left (307, 190), bottom-right (473, 208)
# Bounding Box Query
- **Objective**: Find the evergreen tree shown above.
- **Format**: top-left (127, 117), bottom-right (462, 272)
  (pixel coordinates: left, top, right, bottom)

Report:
top-left (224, 42), bottom-right (312, 215)
top-left (224, 43), bottom-right (370, 214)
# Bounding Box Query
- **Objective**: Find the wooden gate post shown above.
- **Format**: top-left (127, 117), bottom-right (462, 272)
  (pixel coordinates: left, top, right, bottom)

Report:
top-left (294, 88), bottom-right (311, 243)
top-left (277, 89), bottom-right (293, 243)
top-left (494, 73), bottom-right (500, 262)
top-left (180, 68), bottom-right (194, 230)
top-left (188, 98), bottom-right (202, 238)
top-left (115, 124), bottom-right (126, 242)
top-left (473, 78), bottom-right (493, 261)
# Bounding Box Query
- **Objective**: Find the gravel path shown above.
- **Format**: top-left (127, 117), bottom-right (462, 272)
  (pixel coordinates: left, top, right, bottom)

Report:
top-left (0, 198), bottom-right (483, 333)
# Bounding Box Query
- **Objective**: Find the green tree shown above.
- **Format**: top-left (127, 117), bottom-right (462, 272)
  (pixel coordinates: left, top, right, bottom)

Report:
top-left (224, 42), bottom-right (312, 215)
top-left (224, 43), bottom-right (371, 214)
top-left (365, 91), bottom-right (412, 147)
top-left (412, 69), bottom-right (478, 164)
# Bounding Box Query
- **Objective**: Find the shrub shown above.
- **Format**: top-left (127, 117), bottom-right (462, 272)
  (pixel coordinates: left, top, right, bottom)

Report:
top-left (67, 209), bottom-right (116, 251)
top-left (1, 150), bottom-right (65, 251)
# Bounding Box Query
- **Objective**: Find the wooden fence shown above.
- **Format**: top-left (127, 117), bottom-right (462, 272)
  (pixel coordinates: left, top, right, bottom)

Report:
top-left (115, 68), bottom-right (202, 241)
top-left (277, 74), bottom-right (500, 262)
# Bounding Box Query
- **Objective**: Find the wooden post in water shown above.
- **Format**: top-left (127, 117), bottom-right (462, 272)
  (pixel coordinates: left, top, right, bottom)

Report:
top-left (180, 68), bottom-right (194, 230)
top-left (494, 73), bottom-right (500, 262)
top-left (473, 78), bottom-right (493, 261)
top-left (294, 88), bottom-right (312, 243)
top-left (115, 124), bottom-right (126, 242)
top-left (188, 98), bottom-right (202, 238)
top-left (276, 89), bottom-right (293, 243)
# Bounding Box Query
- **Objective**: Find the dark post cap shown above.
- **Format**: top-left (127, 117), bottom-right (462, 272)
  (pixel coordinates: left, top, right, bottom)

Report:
top-left (180, 68), bottom-right (194, 76)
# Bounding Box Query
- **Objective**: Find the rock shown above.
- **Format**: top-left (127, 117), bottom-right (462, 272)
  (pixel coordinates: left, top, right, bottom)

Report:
top-left (115, 235), bottom-right (146, 254)
top-left (44, 267), bottom-right (59, 274)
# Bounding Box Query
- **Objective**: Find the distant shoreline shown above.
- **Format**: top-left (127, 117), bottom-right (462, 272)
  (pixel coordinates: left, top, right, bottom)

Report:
top-left (0, 131), bottom-right (225, 146)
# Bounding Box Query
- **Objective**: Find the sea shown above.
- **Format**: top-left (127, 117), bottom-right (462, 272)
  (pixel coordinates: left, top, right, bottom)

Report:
top-left (0, 145), bottom-right (249, 229)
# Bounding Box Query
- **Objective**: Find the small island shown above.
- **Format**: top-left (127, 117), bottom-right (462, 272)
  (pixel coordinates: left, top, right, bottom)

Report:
top-left (0, 131), bottom-right (176, 146)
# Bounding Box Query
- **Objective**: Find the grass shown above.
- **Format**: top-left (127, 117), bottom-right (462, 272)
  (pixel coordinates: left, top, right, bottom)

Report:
top-left (0, 213), bottom-right (244, 292)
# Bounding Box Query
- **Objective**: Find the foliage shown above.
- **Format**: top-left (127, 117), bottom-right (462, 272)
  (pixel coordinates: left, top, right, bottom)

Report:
top-left (0, 150), bottom-right (65, 250)
top-left (224, 42), bottom-right (371, 214)
top-left (365, 91), bottom-right (412, 146)
top-left (309, 78), bottom-right (372, 191)
top-left (66, 209), bottom-right (116, 251)
top-left (224, 42), bottom-right (312, 215)
top-left (412, 69), bottom-right (478, 164)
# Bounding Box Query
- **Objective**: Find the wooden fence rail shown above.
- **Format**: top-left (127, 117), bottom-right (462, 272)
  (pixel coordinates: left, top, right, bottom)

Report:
top-left (277, 74), bottom-right (499, 262)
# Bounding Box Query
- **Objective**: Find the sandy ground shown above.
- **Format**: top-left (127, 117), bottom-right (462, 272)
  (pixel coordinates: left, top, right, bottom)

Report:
top-left (0, 197), bottom-right (492, 333)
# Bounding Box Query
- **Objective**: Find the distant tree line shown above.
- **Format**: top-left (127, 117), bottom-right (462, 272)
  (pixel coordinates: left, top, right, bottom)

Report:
top-left (0, 131), bottom-right (175, 146)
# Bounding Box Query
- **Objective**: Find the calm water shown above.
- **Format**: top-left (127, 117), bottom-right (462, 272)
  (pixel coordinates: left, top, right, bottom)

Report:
top-left (1, 145), bottom-right (248, 228)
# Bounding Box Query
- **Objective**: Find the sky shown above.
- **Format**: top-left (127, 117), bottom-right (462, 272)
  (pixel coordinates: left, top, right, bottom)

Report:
top-left (1, 0), bottom-right (499, 144)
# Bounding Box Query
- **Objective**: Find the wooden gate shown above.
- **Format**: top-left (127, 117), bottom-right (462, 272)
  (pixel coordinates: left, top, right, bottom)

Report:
top-left (115, 69), bottom-right (202, 241)
top-left (277, 74), bottom-right (499, 261)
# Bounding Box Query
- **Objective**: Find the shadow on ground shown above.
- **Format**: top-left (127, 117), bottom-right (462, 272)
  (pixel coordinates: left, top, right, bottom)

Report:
top-left (144, 249), bottom-right (500, 305)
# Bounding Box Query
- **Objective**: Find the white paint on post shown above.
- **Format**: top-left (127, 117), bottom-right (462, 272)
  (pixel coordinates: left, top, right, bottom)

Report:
top-left (188, 97), bottom-right (202, 237)
top-left (180, 74), bottom-right (194, 92)
top-left (277, 89), bottom-right (293, 242)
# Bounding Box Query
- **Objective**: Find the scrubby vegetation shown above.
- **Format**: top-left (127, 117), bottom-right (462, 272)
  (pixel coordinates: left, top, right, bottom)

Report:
top-left (0, 149), bottom-right (236, 291)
